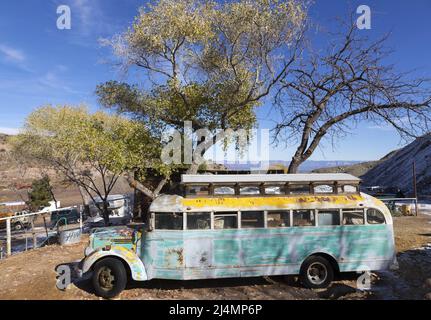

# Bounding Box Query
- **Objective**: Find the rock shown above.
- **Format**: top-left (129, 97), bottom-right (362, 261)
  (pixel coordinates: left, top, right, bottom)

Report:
top-left (424, 292), bottom-right (431, 300)
top-left (424, 278), bottom-right (431, 289)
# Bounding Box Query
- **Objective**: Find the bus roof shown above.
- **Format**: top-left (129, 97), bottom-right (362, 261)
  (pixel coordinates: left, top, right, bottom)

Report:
top-left (149, 193), bottom-right (389, 216)
top-left (181, 173), bottom-right (361, 184)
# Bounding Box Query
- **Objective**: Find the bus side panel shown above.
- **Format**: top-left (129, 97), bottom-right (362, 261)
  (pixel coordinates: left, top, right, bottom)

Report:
top-left (337, 224), bottom-right (395, 272)
top-left (142, 230), bottom-right (242, 280)
top-left (141, 224), bottom-right (395, 280)
top-left (182, 230), bottom-right (241, 279)
top-left (141, 231), bottom-right (185, 280)
top-left (239, 225), bottom-right (395, 275)
top-left (240, 228), bottom-right (335, 276)
top-left (239, 229), bottom-right (297, 276)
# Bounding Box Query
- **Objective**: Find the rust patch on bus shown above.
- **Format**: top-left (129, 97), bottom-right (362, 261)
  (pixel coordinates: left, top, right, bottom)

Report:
top-left (167, 248), bottom-right (184, 265)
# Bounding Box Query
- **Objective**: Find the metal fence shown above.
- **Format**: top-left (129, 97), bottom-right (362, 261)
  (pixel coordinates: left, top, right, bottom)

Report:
top-left (379, 198), bottom-right (419, 216)
top-left (0, 209), bottom-right (83, 259)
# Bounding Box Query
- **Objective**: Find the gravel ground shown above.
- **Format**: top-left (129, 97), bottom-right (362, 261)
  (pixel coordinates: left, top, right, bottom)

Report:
top-left (0, 215), bottom-right (430, 300)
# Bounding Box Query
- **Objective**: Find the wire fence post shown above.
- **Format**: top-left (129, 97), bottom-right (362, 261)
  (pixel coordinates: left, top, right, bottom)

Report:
top-left (413, 161), bottom-right (418, 216)
top-left (31, 219), bottom-right (37, 249)
top-left (6, 218), bottom-right (11, 257)
top-left (79, 207), bottom-right (83, 232)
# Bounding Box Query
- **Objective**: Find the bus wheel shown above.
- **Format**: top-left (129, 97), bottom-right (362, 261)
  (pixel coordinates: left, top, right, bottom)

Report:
top-left (92, 258), bottom-right (127, 299)
top-left (300, 256), bottom-right (334, 289)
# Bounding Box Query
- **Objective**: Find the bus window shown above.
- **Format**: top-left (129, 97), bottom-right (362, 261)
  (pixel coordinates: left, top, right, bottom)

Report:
top-left (155, 213), bottom-right (183, 230)
top-left (314, 184), bottom-right (334, 194)
top-left (214, 212), bottom-right (238, 229)
top-left (293, 210), bottom-right (315, 227)
top-left (318, 210), bottom-right (340, 226)
top-left (265, 186), bottom-right (284, 195)
top-left (267, 211), bottom-right (290, 228)
top-left (241, 211), bottom-right (264, 228)
top-left (290, 184), bottom-right (310, 195)
top-left (214, 186), bottom-right (235, 196)
top-left (240, 186), bottom-right (260, 195)
top-left (187, 212), bottom-right (211, 230)
top-left (343, 210), bottom-right (364, 225)
top-left (187, 185), bottom-right (209, 196)
top-left (367, 209), bottom-right (386, 224)
top-left (343, 185), bottom-right (358, 194)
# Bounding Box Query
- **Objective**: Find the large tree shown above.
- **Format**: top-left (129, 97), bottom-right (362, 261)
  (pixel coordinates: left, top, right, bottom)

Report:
top-left (273, 21), bottom-right (431, 173)
top-left (11, 105), bottom-right (165, 225)
top-left (96, 0), bottom-right (308, 193)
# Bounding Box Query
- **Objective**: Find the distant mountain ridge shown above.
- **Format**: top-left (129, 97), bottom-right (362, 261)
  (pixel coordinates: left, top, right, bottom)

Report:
top-left (221, 160), bottom-right (362, 172)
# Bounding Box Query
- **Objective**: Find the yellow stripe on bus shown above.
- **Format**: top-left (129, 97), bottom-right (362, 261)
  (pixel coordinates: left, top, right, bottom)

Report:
top-left (182, 195), bottom-right (364, 209)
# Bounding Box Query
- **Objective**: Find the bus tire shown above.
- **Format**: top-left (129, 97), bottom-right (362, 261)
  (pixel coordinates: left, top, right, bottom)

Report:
top-left (300, 256), bottom-right (334, 289)
top-left (92, 257), bottom-right (127, 299)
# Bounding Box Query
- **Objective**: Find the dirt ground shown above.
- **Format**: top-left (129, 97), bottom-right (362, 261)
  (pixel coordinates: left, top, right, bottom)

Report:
top-left (0, 214), bottom-right (430, 300)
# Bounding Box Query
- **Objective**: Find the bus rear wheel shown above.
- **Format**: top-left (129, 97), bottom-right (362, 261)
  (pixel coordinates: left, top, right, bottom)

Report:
top-left (92, 258), bottom-right (127, 299)
top-left (300, 256), bottom-right (334, 289)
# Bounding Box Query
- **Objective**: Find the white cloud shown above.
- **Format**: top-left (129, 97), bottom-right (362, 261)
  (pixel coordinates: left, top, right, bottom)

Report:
top-left (0, 127), bottom-right (20, 135)
top-left (38, 71), bottom-right (77, 94)
top-left (0, 44), bottom-right (26, 62)
top-left (367, 124), bottom-right (395, 131)
top-left (72, 0), bottom-right (93, 28)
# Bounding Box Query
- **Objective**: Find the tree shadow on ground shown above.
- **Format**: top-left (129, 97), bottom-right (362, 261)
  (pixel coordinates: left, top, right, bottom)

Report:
top-left (68, 268), bottom-right (367, 300)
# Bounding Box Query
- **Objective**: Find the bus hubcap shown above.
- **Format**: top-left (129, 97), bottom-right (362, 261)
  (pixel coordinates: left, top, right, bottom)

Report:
top-left (307, 262), bottom-right (327, 285)
top-left (99, 267), bottom-right (115, 289)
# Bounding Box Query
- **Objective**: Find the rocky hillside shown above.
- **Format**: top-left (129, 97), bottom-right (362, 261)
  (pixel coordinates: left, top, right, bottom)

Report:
top-left (361, 133), bottom-right (431, 195)
top-left (0, 134), bottom-right (132, 205)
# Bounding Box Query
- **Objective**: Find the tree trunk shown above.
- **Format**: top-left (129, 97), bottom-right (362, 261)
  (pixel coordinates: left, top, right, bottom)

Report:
top-left (125, 173), bottom-right (156, 200)
top-left (78, 185), bottom-right (91, 217)
top-left (49, 188), bottom-right (59, 209)
top-left (186, 163), bottom-right (200, 174)
top-left (102, 201), bottom-right (110, 226)
top-left (133, 189), bottom-right (142, 220)
top-left (288, 157), bottom-right (302, 173)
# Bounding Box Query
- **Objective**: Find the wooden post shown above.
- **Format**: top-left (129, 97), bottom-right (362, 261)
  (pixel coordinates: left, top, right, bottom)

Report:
top-left (6, 218), bottom-right (11, 257)
top-left (42, 215), bottom-right (49, 244)
top-left (413, 162), bottom-right (419, 216)
top-left (30, 220), bottom-right (37, 249)
top-left (79, 208), bottom-right (83, 231)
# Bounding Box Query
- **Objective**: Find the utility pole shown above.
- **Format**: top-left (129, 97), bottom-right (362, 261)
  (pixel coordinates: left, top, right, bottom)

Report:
top-left (6, 218), bottom-right (11, 256)
top-left (413, 161), bottom-right (419, 216)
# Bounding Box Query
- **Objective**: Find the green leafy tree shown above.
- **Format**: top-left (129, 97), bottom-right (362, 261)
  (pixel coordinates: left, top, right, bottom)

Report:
top-left (96, 0), bottom-right (308, 193)
top-left (27, 176), bottom-right (54, 212)
top-left (11, 105), bottom-right (168, 225)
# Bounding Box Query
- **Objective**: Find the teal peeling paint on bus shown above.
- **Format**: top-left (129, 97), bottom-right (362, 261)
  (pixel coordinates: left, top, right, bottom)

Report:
top-left (137, 224), bottom-right (395, 280)
top-left (84, 208), bottom-right (395, 282)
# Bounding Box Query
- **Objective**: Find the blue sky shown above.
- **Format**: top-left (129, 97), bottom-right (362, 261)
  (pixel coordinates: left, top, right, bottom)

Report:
top-left (0, 0), bottom-right (430, 161)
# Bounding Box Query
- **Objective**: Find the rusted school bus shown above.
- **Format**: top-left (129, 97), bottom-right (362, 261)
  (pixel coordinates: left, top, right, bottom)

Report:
top-left (79, 173), bottom-right (398, 298)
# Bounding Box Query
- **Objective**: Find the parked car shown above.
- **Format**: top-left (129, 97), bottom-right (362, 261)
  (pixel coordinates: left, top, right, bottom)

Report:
top-left (11, 211), bottom-right (32, 231)
top-left (87, 194), bottom-right (132, 227)
top-left (50, 207), bottom-right (83, 228)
